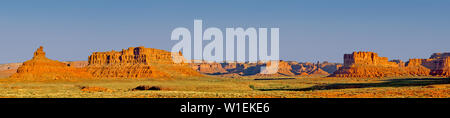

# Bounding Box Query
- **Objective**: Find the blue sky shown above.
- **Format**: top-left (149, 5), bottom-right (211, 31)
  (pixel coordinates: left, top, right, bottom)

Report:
top-left (0, 0), bottom-right (449, 63)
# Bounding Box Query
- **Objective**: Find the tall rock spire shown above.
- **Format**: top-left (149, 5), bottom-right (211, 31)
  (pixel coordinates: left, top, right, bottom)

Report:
top-left (33, 46), bottom-right (46, 59)
top-left (10, 46), bottom-right (92, 79)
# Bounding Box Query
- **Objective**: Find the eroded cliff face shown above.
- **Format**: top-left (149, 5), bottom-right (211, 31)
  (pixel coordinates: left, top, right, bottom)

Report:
top-left (404, 59), bottom-right (432, 76)
top-left (433, 57), bottom-right (450, 76)
top-left (331, 52), bottom-right (408, 77)
top-left (407, 53), bottom-right (450, 77)
top-left (10, 46), bottom-right (92, 79)
top-left (330, 51), bottom-right (450, 78)
top-left (343, 52), bottom-right (399, 67)
top-left (190, 60), bottom-right (341, 76)
top-left (86, 46), bottom-right (201, 78)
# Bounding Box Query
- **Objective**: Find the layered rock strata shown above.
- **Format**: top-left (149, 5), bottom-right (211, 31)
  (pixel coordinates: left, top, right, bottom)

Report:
top-left (86, 46), bottom-right (201, 78)
top-left (330, 51), bottom-right (450, 77)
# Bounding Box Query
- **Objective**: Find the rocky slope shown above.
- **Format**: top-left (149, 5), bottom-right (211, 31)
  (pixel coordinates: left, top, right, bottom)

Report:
top-left (10, 46), bottom-right (92, 79)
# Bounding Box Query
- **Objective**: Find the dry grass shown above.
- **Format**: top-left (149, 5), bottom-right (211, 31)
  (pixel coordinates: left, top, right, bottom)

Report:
top-left (0, 76), bottom-right (448, 98)
top-left (79, 86), bottom-right (113, 92)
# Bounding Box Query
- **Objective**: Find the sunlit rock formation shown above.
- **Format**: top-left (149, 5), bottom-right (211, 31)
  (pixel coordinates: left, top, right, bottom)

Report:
top-left (330, 52), bottom-right (408, 77)
top-left (330, 51), bottom-right (450, 77)
top-left (406, 53), bottom-right (450, 77)
top-left (86, 46), bottom-right (201, 78)
top-left (10, 46), bottom-right (92, 79)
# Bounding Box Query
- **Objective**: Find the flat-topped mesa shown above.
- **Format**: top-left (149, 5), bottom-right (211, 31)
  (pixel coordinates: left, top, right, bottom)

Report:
top-left (330, 52), bottom-right (408, 78)
top-left (426, 53), bottom-right (450, 76)
top-left (331, 51), bottom-right (450, 78)
top-left (10, 46), bottom-right (92, 79)
top-left (89, 46), bottom-right (183, 65)
top-left (430, 52), bottom-right (450, 59)
top-left (404, 52), bottom-right (450, 77)
top-left (343, 52), bottom-right (398, 67)
top-left (87, 46), bottom-right (200, 78)
top-left (189, 60), bottom-right (337, 76)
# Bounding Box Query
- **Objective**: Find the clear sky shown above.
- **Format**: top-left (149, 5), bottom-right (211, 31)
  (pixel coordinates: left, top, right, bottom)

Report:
top-left (0, 0), bottom-right (449, 64)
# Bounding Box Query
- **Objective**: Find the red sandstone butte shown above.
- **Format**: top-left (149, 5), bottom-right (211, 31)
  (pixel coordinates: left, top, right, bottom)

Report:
top-left (330, 52), bottom-right (405, 77)
top-left (407, 53), bottom-right (450, 77)
top-left (10, 46), bottom-right (92, 79)
top-left (330, 51), bottom-right (450, 78)
top-left (86, 46), bottom-right (201, 78)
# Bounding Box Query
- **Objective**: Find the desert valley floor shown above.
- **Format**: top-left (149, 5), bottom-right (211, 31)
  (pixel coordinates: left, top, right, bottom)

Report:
top-left (0, 76), bottom-right (448, 98)
top-left (0, 46), bottom-right (449, 98)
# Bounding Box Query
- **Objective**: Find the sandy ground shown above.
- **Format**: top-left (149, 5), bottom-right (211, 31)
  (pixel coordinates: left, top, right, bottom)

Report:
top-left (0, 76), bottom-right (448, 98)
